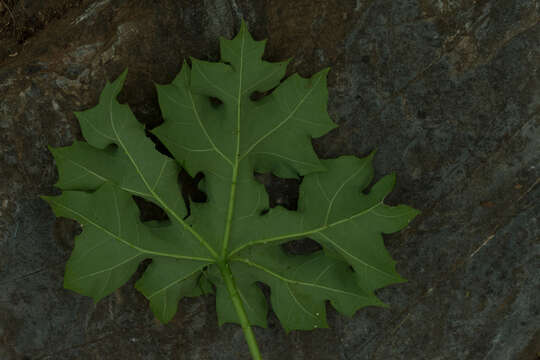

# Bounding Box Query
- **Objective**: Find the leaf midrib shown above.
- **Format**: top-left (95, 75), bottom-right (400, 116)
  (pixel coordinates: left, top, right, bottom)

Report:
top-left (107, 80), bottom-right (219, 259)
top-left (231, 257), bottom-right (371, 299)
top-left (47, 197), bottom-right (214, 263)
top-left (147, 268), bottom-right (203, 299)
top-left (74, 253), bottom-right (144, 281)
top-left (220, 26), bottom-right (246, 258)
top-left (186, 87), bottom-right (233, 166)
top-left (228, 201), bottom-right (385, 257)
top-left (323, 161), bottom-right (369, 224)
top-left (317, 232), bottom-right (401, 280)
top-left (239, 74), bottom-right (323, 161)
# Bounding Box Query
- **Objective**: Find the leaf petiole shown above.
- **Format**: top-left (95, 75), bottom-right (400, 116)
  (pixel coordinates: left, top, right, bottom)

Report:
top-left (218, 261), bottom-right (262, 360)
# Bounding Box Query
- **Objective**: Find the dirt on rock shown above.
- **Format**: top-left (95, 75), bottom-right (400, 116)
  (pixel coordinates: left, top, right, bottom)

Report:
top-left (0, 0), bottom-right (89, 61)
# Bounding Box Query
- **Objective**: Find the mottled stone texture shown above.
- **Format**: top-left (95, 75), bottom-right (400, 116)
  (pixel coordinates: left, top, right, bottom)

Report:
top-left (1, 0), bottom-right (538, 359)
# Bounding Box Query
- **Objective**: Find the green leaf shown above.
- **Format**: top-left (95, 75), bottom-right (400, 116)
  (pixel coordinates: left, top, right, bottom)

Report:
top-left (43, 21), bottom-right (419, 336)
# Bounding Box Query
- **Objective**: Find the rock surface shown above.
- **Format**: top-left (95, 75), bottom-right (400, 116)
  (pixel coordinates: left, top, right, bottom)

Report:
top-left (0, 0), bottom-right (538, 359)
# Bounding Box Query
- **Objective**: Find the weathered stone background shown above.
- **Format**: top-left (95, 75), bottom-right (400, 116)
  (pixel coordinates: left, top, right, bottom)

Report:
top-left (1, 0), bottom-right (539, 359)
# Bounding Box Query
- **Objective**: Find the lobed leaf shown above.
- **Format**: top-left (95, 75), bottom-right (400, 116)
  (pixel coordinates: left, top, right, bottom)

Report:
top-left (44, 21), bottom-right (419, 331)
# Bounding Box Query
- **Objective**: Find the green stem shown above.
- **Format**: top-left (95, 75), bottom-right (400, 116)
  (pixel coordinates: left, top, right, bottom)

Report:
top-left (218, 262), bottom-right (262, 360)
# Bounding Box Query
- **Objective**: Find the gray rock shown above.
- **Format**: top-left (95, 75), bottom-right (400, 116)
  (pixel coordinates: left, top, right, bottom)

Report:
top-left (0, 0), bottom-right (538, 359)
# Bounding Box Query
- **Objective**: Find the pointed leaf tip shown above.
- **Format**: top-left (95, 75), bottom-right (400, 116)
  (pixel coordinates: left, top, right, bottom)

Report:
top-left (320, 67), bottom-right (331, 76)
top-left (109, 68), bottom-right (128, 91)
top-left (240, 19), bottom-right (248, 30)
top-left (118, 68), bottom-right (128, 82)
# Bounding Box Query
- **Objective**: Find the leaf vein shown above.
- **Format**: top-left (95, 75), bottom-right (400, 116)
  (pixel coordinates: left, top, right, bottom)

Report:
top-left (106, 82), bottom-right (218, 258)
top-left (74, 253), bottom-right (143, 281)
top-left (46, 199), bottom-right (215, 262)
top-left (317, 232), bottom-right (398, 280)
top-left (187, 89), bottom-right (234, 166)
top-left (286, 283), bottom-right (318, 320)
top-left (239, 74), bottom-right (324, 161)
top-left (148, 268), bottom-right (201, 299)
top-left (325, 162), bottom-right (368, 224)
top-left (232, 258), bottom-right (369, 299)
top-left (194, 64), bottom-right (237, 101)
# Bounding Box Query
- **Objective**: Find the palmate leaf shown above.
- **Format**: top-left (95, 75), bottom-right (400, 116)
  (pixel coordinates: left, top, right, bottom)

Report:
top-left (43, 22), bottom-right (419, 339)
